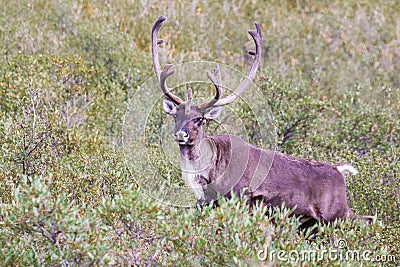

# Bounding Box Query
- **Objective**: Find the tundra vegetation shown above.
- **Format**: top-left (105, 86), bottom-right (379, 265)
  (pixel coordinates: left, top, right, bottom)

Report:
top-left (0, 1), bottom-right (399, 266)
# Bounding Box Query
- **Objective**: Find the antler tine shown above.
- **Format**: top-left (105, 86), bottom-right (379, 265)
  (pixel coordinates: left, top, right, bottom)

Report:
top-left (185, 88), bottom-right (193, 115)
top-left (160, 64), bottom-right (183, 105)
top-left (204, 22), bottom-right (262, 108)
top-left (198, 65), bottom-right (223, 110)
top-left (152, 16), bottom-right (183, 105)
top-left (151, 16), bottom-right (166, 82)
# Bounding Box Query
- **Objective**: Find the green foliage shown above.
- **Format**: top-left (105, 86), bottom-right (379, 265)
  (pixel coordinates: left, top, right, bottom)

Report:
top-left (260, 72), bottom-right (328, 152)
top-left (1, 180), bottom-right (393, 266)
top-left (0, 177), bottom-right (105, 265)
top-left (0, 0), bottom-right (399, 266)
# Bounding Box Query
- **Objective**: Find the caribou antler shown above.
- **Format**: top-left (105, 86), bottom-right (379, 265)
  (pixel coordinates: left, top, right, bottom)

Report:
top-left (198, 65), bottom-right (223, 110)
top-left (159, 64), bottom-right (184, 104)
top-left (200, 22), bottom-right (262, 109)
top-left (152, 16), bottom-right (183, 105)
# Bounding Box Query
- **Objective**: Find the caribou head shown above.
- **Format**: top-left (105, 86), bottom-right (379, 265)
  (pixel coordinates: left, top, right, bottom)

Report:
top-left (162, 86), bottom-right (222, 147)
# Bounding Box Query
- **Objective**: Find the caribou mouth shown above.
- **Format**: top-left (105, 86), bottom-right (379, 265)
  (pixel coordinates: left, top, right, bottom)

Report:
top-left (175, 140), bottom-right (194, 146)
top-left (174, 130), bottom-right (190, 145)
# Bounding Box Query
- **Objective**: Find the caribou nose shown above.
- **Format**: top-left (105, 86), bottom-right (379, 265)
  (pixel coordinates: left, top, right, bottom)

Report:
top-left (174, 130), bottom-right (189, 141)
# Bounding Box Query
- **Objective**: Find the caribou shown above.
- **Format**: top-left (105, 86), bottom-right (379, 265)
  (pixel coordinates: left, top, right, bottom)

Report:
top-left (151, 16), bottom-right (373, 224)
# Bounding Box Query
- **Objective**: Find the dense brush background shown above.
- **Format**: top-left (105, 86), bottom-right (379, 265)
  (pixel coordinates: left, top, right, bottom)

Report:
top-left (0, 1), bottom-right (399, 266)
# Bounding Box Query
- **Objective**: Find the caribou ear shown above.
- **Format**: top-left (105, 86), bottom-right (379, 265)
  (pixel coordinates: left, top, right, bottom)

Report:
top-left (203, 106), bottom-right (222, 120)
top-left (163, 97), bottom-right (177, 115)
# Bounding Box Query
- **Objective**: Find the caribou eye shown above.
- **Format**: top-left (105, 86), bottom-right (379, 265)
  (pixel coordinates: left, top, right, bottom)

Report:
top-left (200, 118), bottom-right (207, 124)
top-left (195, 118), bottom-right (203, 124)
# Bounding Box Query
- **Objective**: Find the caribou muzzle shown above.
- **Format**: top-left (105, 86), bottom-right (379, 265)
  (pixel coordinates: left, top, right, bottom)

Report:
top-left (174, 130), bottom-right (190, 145)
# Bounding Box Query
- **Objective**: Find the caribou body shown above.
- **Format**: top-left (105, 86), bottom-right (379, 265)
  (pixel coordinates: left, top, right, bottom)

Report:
top-left (152, 16), bottom-right (372, 223)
